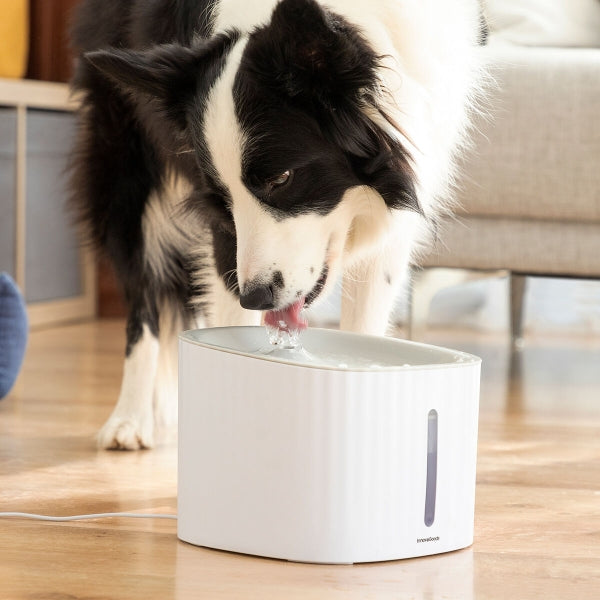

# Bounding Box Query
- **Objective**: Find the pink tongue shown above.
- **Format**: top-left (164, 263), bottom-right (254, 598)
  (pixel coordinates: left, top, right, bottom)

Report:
top-left (264, 298), bottom-right (307, 332)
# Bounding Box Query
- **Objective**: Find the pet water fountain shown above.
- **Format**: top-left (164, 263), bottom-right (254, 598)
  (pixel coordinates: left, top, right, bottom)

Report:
top-left (177, 326), bottom-right (480, 564)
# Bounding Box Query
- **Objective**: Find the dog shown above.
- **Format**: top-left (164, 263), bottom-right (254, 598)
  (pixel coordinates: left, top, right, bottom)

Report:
top-left (69, 0), bottom-right (486, 449)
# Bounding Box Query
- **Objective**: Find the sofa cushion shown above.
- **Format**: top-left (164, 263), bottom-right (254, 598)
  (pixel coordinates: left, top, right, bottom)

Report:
top-left (423, 217), bottom-right (600, 278)
top-left (455, 45), bottom-right (600, 224)
top-left (484, 0), bottom-right (600, 47)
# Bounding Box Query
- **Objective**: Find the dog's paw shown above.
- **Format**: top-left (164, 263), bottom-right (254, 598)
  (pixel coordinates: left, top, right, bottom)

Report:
top-left (97, 415), bottom-right (155, 450)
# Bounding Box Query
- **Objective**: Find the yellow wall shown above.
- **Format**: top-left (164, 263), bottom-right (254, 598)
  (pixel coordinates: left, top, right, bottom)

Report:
top-left (0, 0), bottom-right (29, 79)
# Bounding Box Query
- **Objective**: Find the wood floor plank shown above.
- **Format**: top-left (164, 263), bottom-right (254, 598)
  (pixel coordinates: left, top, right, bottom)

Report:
top-left (1, 320), bottom-right (599, 599)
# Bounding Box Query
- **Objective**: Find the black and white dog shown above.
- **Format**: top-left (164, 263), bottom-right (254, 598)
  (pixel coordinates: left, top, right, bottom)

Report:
top-left (70, 0), bottom-right (485, 449)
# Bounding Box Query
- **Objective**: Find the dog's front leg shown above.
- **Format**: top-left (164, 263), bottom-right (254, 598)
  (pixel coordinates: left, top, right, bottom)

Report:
top-left (340, 235), bottom-right (414, 337)
top-left (98, 312), bottom-right (159, 450)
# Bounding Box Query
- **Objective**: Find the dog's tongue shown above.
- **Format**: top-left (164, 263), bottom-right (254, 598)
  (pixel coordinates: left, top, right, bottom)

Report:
top-left (264, 298), bottom-right (307, 332)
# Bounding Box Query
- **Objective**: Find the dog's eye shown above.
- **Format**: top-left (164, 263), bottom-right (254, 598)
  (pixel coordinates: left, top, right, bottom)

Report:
top-left (267, 170), bottom-right (291, 189)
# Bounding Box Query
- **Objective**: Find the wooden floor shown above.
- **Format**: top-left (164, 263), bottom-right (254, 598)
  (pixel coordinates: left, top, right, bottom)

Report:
top-left (1, 320), bottom-right (599, 599)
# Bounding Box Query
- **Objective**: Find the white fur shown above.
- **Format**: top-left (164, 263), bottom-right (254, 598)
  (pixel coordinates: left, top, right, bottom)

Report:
top-left (98, 324), bottom-right (159, 449)
top-left (213, 0), bottom-right (278, 32)
top-left (142, 175), bottom-right (194, 281)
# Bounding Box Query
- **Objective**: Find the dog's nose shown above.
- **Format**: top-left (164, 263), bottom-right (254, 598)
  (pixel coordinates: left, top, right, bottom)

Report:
top-left (239, 284), bottom-right (275, 310)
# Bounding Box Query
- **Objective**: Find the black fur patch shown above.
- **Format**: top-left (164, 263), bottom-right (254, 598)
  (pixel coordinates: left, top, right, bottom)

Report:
top-left (272, 271), bottom-right (285, 290)
top-left (210, 223), bottom-right (239, 295)
top-left (234, 0), bottom-right (420, 219)
top-left (70, 0), bottom-right (217, 52)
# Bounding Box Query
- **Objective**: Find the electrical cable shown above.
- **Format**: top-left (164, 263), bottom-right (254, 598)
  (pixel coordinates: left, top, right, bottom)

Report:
top-left (0, 512), bottom-right (177, 521)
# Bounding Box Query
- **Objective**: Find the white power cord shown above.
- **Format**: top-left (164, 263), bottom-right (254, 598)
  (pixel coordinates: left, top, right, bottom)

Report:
top-left (0, 512), bottom-right (177, 521)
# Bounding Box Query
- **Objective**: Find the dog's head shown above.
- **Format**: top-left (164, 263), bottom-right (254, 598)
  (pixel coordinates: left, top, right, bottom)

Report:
top-left (85, 0), bottom-right (419, 319)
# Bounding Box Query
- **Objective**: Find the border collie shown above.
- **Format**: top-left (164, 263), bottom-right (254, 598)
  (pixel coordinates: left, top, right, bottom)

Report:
top-left (70, 0), bottom-right (486, 449)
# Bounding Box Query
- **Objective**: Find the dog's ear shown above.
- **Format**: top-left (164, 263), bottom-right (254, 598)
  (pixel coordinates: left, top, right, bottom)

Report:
top-left (330, 105), bottom-right (423, 214)
top-left (84, 33), bottom-right (239, 129)
top-left (85, 44), bottom-right (198, 101)
top-left (351, 134), bottom-right (422, 215)
top-left (245, 0), bottom-right (378, 109)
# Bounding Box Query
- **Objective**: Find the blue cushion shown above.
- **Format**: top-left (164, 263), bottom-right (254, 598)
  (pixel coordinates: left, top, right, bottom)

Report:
top-left (0, 273), bottom-right (28, 399)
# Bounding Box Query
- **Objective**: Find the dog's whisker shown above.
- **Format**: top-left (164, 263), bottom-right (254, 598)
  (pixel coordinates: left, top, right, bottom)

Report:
top-left (220, 269), bottom-right (239, 293)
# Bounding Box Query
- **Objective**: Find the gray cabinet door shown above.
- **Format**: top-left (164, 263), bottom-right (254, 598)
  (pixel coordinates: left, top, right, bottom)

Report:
top-left (25, 109), bottom-right (81, 303)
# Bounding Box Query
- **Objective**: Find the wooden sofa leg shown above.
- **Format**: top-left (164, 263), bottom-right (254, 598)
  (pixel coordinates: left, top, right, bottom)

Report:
top-left (509, 273), bottom-right (527, 347)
